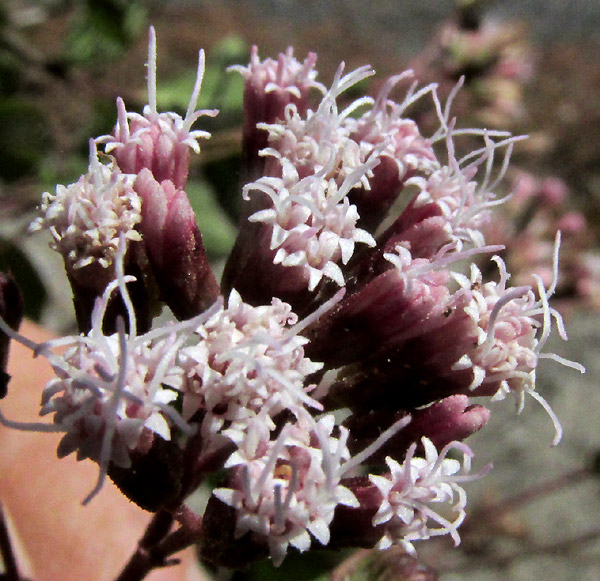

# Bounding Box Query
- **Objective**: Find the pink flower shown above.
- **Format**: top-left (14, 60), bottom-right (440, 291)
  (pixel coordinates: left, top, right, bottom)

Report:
top-left (98, 27), bottom-right (217, 190)
top-left (369, 437), bottom-right (484, 553)
top-left (30, 140), bottom-right (141, 271)
top-left (2, 30), bottom-right (586, 571)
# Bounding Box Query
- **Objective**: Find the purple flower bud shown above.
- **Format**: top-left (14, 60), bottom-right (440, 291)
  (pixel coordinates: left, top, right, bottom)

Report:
top-left (345, 396), bottom-right (490, 463)
top-left (135, 169), bottom-right (219, 320)
top-left (99, 27), bottom-right (217, 190)
top-left (398, 395), bottom-right (490, 451)
top-left (230, 46), bottom-right (324, 179)
top-left (305, 257), bottom-right (458, 369)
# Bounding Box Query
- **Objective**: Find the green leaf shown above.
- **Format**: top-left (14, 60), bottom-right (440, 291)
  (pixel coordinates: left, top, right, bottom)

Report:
top-left (0, 99), bottom-right (51, 181)
top-left (185, 180), bottom-right (237, 259)
top-left (65, 0), bottom-right (146, 67)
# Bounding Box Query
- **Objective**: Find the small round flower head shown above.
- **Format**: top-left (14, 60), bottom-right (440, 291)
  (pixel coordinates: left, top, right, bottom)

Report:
top-left (179, 288), bottom-right (333, 440)
top-left (229, 46), bottom-right (326, 178)
top-left (404, 129), bottom-right (520, 251)
top-left (98, 27), bottom-right (217, 189)
top-left (258, 62), bottom-right (375, 183)
top-left (451, 235), bottom-right (585, 444)
top-left (214, 413), bottom-right (359, 566)
top-left (244, 159), bottom-right (377, 290)
top-left (30, 140), bottom-right (141, 270)
top-left (348, 71), bottom-right (439, 180)
top-left (369, 437), bottom-right (480, 554)
top-left (229, 46), bottom-right (325, 99)
top-left (0, 237), bottom-right (213, 504)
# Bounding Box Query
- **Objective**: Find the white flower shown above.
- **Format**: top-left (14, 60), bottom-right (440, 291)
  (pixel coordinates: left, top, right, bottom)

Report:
top-left (0, 236), bottom-right (216, 504)
top-left (347, 71), bottom-right (439, 179)
top-left (258, 62), bottom-right (375, 183)
top-left (30, 141), bottom-right (141, 269)
top-left (245, 160), bottom-right (376, 290)
top-left (451, 235), bottom-right (585, 445)
top-left (369, 437), bottom-right (479, 554)
top-left (214, 413), bottom-right (358, 566)
top-left (179, 289), bottom-right (325, 440)
top-left (405, 130), bottom-right (520, 250)
top-left (228, 45), bottom-right (325, 97)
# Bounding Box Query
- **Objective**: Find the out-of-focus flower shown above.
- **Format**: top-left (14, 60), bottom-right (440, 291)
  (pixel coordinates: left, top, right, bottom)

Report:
top-left (484, 170), bottom-right (600, 314)
top-left (411, 0), bottom-right (533, 130)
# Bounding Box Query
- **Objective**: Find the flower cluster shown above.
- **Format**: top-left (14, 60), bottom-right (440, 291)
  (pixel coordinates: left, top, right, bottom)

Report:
top-left (410, 0), bottom-right (533, 130)
top-left (0, 28), bottom-right (584, 572)
top-left (485, 171), bottom-right (600, 313)
top-left (369, 437), bottom-right (480, 554)
top-left (30, 141), bottom-right (142, 271)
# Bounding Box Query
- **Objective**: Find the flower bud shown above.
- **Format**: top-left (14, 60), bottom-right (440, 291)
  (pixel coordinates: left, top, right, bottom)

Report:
top-left (99, 27), bottom-right (217, 190)
top-left (230, 46), bottom-right (324, 179)
top-left (135, 168), bottom-right (219, 320)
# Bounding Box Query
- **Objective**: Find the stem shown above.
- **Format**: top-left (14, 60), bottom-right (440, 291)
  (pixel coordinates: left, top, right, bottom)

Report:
top-left (115, 508), bottom-right (203, 581)
top-left (0, 502), bottom-right (21, 581)
top-left (139, 511), bottom-right (174, 550)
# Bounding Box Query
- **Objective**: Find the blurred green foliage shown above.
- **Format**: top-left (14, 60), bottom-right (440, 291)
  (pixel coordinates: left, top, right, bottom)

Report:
top-left (0, 3), bottom-right (249, 326)
top-left (0, 99), bottom-right (51, 181)
top-left (65, 0), bottom-right (147, 66)
top-left (230, 548), bottom-right (344, 581)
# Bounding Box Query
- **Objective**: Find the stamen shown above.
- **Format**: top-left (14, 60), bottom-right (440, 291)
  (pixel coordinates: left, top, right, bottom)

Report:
top-left (90, 275), bottom-right (135, 339)
top-left (82, 316), bottom-right (128, 505)
top-left (114, 97), bottom-right (130, 143)
top-left (285, 288), bottom-right (345, 339)
top-left (0, 409), bottom-right (66, 433)
top-left (183, 50), bottom-right (206, 133)
top-left (527, 388), bottom-right (563, 446)
top-left (273, 484), bottom-right (285, 528)
top-left (482, 285), bottom-right (531, 354)
top-left (115, 233), bottom-right (137, 338)
top-left (253, 426), bottom-right (289, 499)
top-left (147, 26), bottom-right (157, 116)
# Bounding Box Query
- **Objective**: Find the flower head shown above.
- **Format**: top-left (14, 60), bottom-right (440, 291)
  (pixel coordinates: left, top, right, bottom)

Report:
top-left (451, 236), bottom-right (585, 444)
top-left (98, 27), bottom-right (217, 190)
top-left (0, 237), bottom-right (215, 504)
top-left (2, 31), bottom-right (586, 571)
top-left (179, 289), bottom-right (326, 444)
top-left (30, 141), bottom-right (141, 270)
top-left (214, 413), bottom-right (359, 565)
top-left (369, 437), bottom-right (483, 554)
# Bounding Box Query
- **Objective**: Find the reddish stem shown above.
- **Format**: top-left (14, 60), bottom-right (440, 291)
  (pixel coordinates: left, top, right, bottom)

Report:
top-left (115, 507), bottom-right (203, 581)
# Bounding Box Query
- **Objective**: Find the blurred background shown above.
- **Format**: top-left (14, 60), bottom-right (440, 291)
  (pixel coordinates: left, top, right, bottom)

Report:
top-left (1, 1), bottom-right (600, 579)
